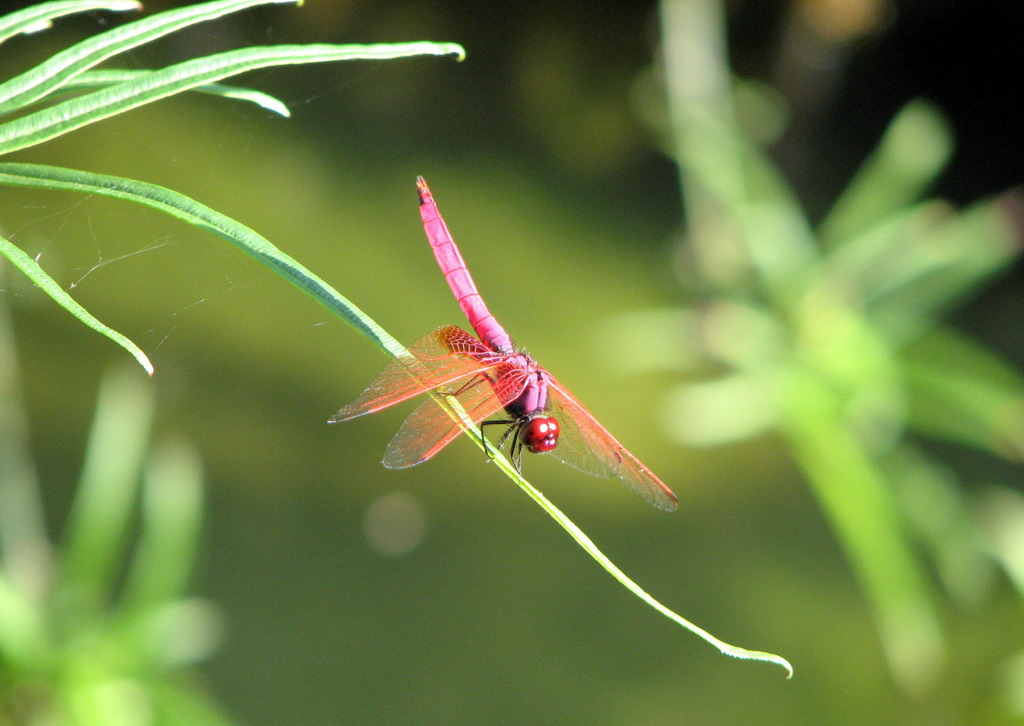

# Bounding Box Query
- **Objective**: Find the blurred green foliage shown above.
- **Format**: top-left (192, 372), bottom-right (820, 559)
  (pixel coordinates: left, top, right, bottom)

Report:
top-left (618, 0), bottom-right (1024, 695)
top-left (1, 302), bottom-right (228, 725)
top-left (0, 2), bottom-right (465, 724)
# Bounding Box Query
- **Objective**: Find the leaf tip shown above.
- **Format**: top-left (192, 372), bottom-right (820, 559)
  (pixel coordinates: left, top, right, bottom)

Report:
top-left (19, 19), bottom-right (53, 35)
top-left (780, 658), bottom-right (795, 679)
top-left (718, 642), bottom-right (793, 678)
top-left (446, 44), bottom-right (467, 62)
top-left (754, 652), bottom-right (795, 679)
top-left (263, 100), bottom-right (291, 118)
top-left (110, 0), bottom-right (144, 12)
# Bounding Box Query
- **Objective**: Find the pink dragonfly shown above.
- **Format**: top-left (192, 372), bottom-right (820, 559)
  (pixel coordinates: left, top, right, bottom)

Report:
top-left (330, 177), bottom-right (678, 511)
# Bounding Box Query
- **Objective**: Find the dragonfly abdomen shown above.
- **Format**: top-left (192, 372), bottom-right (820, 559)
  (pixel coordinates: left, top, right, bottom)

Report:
top-left (417, 176), bottom-right (515, 352)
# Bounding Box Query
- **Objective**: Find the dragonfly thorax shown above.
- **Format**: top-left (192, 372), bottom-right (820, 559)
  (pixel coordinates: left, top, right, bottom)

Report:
top-left (519, 414), bottom-right (559, 453)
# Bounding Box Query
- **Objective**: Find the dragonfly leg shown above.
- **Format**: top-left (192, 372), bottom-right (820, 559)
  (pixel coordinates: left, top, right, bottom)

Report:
top-left (479, 416), bottom-right (535, 473)
top-left (452, 373), bottom-right (492, 396)
top-left (510, 434), bottom-right (524, 472)
top-left (486, 417), bottom-right (528, 473)
top-left (480, 419), bottom-right (515, 463)
top-left (496, 421), bottom-right (519, 451)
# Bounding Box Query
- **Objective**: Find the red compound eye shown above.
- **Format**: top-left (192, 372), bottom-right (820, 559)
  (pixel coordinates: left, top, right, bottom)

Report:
top-left (520, 416), bottom-right (559, 453)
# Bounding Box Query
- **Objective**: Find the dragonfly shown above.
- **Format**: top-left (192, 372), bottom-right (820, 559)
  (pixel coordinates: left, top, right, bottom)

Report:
top-left (330, 177), bottom-right (678, 511)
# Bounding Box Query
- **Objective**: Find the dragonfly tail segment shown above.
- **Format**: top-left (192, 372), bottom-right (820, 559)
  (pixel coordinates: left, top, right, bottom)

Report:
top-left (416, 177), bottom-right (515, 353)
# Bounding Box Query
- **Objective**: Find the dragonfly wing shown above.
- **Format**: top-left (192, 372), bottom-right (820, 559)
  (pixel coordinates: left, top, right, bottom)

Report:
top-left (383, 372), bottom-right (519, 468)
top-left (330, 325), bottom-right (499, 421)
top-left (543, 374), bottom-right (679, 512)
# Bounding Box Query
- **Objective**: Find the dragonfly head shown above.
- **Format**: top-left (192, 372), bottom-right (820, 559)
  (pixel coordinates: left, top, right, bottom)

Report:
top-left (520, 415), bottom-right (559, 453)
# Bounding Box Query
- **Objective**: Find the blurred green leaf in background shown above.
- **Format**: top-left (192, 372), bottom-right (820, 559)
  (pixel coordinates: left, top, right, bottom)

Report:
top-left (0, 1), bottom-right (468, 723)
top-left (609, 0), bottom-right (1024, 696)
top-left (1, 299), bottom-right (228, 724)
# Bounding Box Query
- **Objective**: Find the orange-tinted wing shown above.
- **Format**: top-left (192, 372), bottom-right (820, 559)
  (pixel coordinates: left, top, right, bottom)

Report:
top-left (382, 372), bottom-right (515, 468)
top-left (330, 326), bottom-right (501, 422)
top-left (543, 374), bottom-right (678, 512)
top-left (383, 359), bottom-right (533, 468)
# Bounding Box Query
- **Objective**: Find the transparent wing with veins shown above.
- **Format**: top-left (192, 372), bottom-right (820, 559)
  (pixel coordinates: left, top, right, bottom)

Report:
top-left (542, 373), bottom-right (679, 512)
top-left (330, 326), bottom-right (502, 422)
top-left (383, 367), bottom-right (526, 468)
top-left (332, 324), bottom-right (533, 468)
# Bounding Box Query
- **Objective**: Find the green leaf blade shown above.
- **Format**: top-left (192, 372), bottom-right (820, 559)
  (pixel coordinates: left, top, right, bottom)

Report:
top-left (0, 0), bottom-right (298, 114)
top-left (121, 438), bottom-right (205, 613)
top-left (61, 367), bottom-right (154, 609)
top-left (0, 42), bottom-right (465, 154)
top-left (820, 99), bottom-right (954, 248)
top-left (867, 193), bottom-right (1023, 341)
top-left (782, 369), bottom-right (944, 692)
top-left (424, 384), bottom-right (794, 675)
top-left (0, 162), bottom-right (402, 357)
top-left (904, 327), bottom-right (1024, 460)
top-left (0, 0), bottom-right (140, 47)
top-left (59, 70), bottom-right (292, 116)
top-left (0, 232), bottom-right (153, 375)
top-left (0, 161), bottom-right (789, 675)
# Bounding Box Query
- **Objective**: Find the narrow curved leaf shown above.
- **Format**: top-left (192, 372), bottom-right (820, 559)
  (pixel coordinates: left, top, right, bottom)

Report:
top-left (782, 369), bottom-right (942, 691)
top-left (55, 69), bottom-right (291, 116)
top-left (0, 0), bottom-right (297, 114)
top-left (867, 193), bottom-right (1022, 341)
top-left (412, 382), bottom-right (793, 675)
top-left (0, 232), bottom-right (153, 375)
top-left (0, 162), bottom-right (401, 357)
top-left (820, 99), bottom-right (954, 248)
top-left (904, 327), bottom-right (1024, 460)
top-left (62, 367), bottom-right (154, 606)
top-left (121, 437), bottom-right (205, 612)
top-left (0, 0), bottom-right (140, 47)
top-left (0, 42), bottom-right (465, 154)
